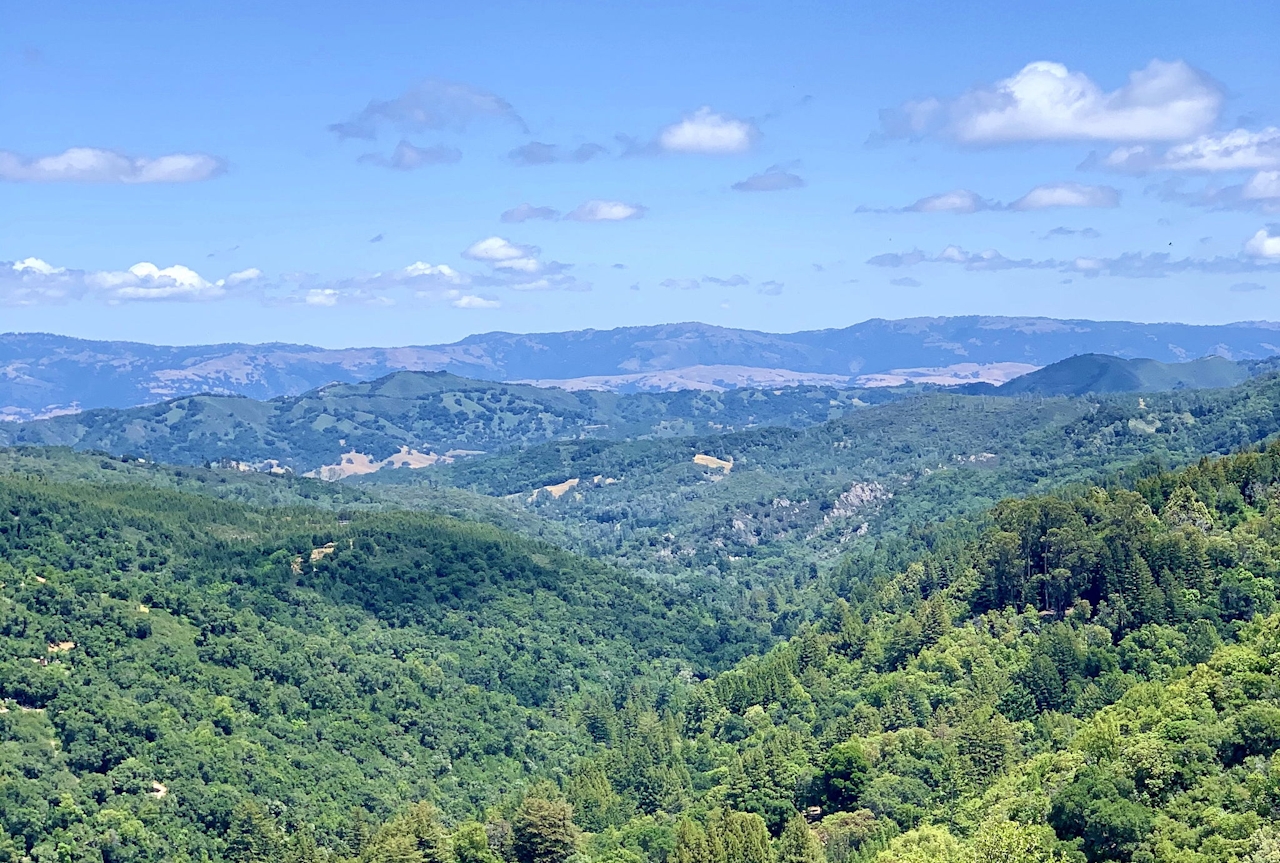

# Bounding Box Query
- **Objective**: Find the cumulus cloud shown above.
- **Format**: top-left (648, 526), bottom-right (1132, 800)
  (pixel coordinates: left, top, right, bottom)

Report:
top-left (463, 237), bottom-right (541, 271)
top-left (1246, 228), bottom-right (1280, 259)
top-left (1090, 127), bottom-right (1280, 173)
top-left (329, 79), bottom-right (525, 139)
top-left (1010, 182), bottom-right (1120, 210)
top-left (867, 238), bottom-right (1280, 279)
top-left (660, 278), bottom-right (701, 290)
top-left (508, 142), bottom-right (607, 165)
top-left (2, 258), bottom-right (238, 305)
top-left (565, 200), bottom-right (646, 222)
top-left (732, 165), bottom-right (805, 192)
top-left (501, 203), bottom-right (560, 223)
top-left (890, 277), bottom-right (922, 287)
top-left (460, 237), bottom-right (587, 291)
top-left (757, 280), bottom-right (784, 296)
top-left (0, 147), bottom-right (225, 183)
top-left (1231, 282), bottom-right (1267, 292)
top-left (358, 140), bottom-right (462, 169)
top-left (879, 59), bottom-right (1221, 144)
top-left (657, 107), bottom-right (757, 154)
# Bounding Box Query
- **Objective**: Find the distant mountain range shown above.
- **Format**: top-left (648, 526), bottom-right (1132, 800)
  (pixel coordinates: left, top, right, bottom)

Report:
top-left (4, 316), bottom-right (1280, 419)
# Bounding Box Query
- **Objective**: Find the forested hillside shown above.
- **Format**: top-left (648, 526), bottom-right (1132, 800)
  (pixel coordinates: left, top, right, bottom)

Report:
top-left (0, 373), bottom-right (887, 475)
top-left (0, 474), bottom-right (771, 861)
top-left (8, 434), bottom-right (1280, 862)
top-left (384, 372), bottom-right (1280, 599)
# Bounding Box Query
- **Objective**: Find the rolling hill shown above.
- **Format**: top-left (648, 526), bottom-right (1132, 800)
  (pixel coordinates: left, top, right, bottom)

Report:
top-left (0, 372), bottom-right (889, 475)
top-left (984, 353), bottom-right (1255, 395)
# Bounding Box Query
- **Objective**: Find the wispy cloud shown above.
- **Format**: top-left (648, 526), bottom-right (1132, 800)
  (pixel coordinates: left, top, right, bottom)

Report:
top-left (508, 142), bottom-right (607, 165)
top-left (732, 165), bottom-right (805, 192)
top-left (329, 79), bottom-right (526, 139)
top-left (1042, 227), bottom-right (1101, 239)
top-left (878, 59), bottom-right (1220, 144)
top-left (862, 183), bottom-right (1119, 214)
top-left (702, 274), bottom-right (749, 287)
top-left (358, 140), bottom-right (462, 169)
top-left (500, 203), bottom-right (561, 223)
top-left (0, 148), bottom-right (225, 183)
top-left (867, 236), bottom-right (1280, 279)
top-left (565, 200), bottom-right (646, 222)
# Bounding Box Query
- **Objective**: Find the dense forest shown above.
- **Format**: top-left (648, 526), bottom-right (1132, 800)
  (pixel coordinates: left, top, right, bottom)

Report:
top-left (6, 370), bottom-right (1280, 862)
top-left (5, 435), bottom-right (1280, 861)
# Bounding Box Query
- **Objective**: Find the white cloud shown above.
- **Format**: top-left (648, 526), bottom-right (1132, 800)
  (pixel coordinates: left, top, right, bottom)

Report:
top-left (658, 107), bottom-right (757, 154)
top-left (1244, 171), bottom-right (1280, 200)
top-left (459, 237), bottom-right (588, 291)
top-left (463, 237), bottom-right (542, 273)
top-left (565, 200), bottom-right (646, 222)
top-left (223, 268), bottom-right (263, 285)
top-left (12, 257), bottom-right (64, 275)
top-left (400, 262), bottom-right (467, 283)
top-left (450, 294), bottom-right (500, 309)
top-left (1094, 127), bottom-right (1280, 174)
top-left (304, 289), bottom-right (340, 306)
top-left (1009, 182), bottom-right (1120, 210)
top-left (2, 258), bottom-right (237, 305)
top-left (906, 189), bottom-right (993, 213)
top-left (463, 236), bottom-right (535, 263)
top-left (883, 59), bottom-right (1221, 144)
top-left (1246, 228), bottom-right (1280, 259)
top-left (0, 147), bottom-right (225, 183)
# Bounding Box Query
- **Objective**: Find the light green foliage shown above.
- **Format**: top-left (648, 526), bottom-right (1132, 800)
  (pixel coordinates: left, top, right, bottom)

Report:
top-left (513, 797), bottom-right (579, 863)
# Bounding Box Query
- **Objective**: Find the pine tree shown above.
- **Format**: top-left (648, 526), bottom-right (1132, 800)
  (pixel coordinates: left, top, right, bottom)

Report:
top-left (225, 801), bottom-right (285, 863)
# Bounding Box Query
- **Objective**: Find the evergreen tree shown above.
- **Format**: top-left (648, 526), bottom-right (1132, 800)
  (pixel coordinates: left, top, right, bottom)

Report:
top-left (775, 814), bottom-right (824, 863)
top-left (226, 801), bottom-right (285, 863)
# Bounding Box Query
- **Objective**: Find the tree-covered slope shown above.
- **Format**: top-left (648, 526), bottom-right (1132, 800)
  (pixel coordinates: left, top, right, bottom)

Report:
top-left (0, 372), bottom-right (887, 475)
top-left (0, 475), bottom-right (770, 861)
top-left (15, 436), bottom-right (1280, 863)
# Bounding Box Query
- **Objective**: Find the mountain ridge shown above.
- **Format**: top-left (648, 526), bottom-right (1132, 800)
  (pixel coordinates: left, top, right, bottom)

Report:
top-left (5, 316), bottom-right (1280, 418)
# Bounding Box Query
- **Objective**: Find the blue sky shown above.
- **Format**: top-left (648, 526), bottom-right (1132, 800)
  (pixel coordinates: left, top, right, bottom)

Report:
top-left (3, 0), bottom-right (1280, 347)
